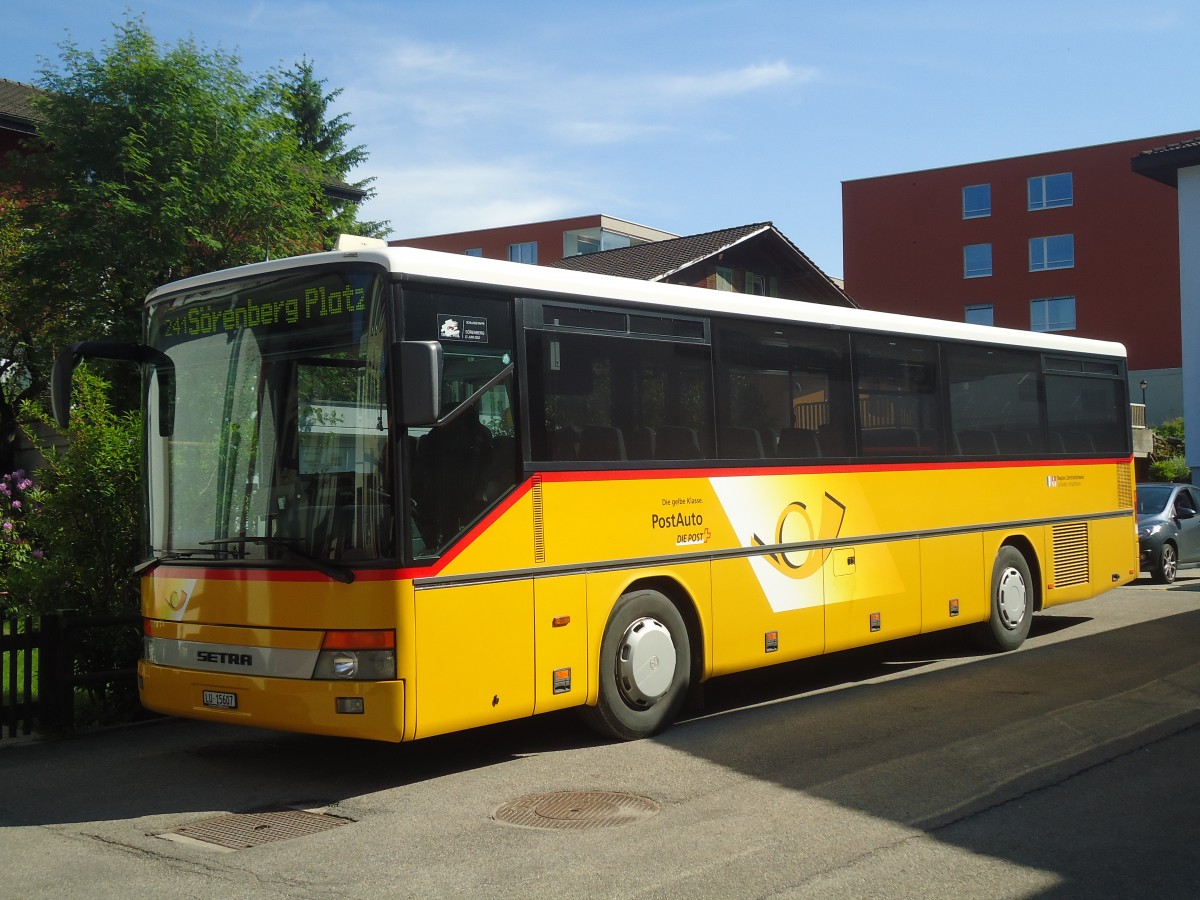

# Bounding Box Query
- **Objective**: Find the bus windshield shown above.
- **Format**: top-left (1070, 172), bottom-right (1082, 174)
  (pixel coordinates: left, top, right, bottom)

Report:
top-left (144, 264), bottom-right (393, 567)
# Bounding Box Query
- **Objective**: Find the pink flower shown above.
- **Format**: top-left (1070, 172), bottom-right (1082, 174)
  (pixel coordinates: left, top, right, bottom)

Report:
top-left (10, 500), bottom-right (20, 510)
top-left (17, 479), bottom-right (31, 491)
top-left (2, 521), bottom-right (12, 532)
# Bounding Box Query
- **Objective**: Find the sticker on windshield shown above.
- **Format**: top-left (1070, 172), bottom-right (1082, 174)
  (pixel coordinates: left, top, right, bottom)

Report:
top-left (438, 314), bottom-right (488, 343)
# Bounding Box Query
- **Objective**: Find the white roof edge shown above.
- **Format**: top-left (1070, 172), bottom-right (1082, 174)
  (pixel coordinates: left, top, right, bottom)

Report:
top-left (596, 215), bottom-right (678, 242)
top-left (651, 225), bottom-right (775, 283)
top-left (146, 246), bottom-right (1127, 359)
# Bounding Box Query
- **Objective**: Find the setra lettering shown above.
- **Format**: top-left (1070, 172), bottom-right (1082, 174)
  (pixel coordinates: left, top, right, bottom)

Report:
top-left (196, 650), bottom-right (253, 666)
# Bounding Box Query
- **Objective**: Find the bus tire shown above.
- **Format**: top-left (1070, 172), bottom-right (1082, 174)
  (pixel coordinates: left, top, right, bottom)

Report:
top-left (583, 589), bottom-right (692, 741)
top-left (976, 545), bottom-right (1034, 652)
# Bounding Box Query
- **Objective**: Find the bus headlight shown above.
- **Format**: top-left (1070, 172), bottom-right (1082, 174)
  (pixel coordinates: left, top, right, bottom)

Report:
top-left (313, 630), bottom-right (396, 680)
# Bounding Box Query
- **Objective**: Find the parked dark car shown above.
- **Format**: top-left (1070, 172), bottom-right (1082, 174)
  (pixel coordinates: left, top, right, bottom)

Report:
top-left (1137, 483), bottom-right (1200, 583)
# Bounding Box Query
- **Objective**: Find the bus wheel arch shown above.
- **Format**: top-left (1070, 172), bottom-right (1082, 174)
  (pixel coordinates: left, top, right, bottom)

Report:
top-left (976, 540), bottom-right (1038, 653)
top-left (583, 578), bottom-right (700, 741)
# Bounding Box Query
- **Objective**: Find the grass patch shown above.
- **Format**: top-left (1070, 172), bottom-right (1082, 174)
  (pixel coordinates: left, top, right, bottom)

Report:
top-left (2, 618), bottom-right (40, 701)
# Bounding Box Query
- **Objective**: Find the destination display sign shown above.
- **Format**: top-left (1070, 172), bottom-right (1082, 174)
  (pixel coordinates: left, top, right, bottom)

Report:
top-left (151, 267), bottom-right (381, 349)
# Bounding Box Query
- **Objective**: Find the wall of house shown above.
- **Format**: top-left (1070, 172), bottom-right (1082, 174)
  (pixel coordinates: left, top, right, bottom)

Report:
top-left (393, 215), bottom-right (604, 265)
top-left (842, 133), bottom-right (1194, 375)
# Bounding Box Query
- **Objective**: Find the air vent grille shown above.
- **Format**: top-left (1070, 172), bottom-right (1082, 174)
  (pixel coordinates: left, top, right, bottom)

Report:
top-left (532, 475), bottom-right (545, 563)
top-left (1052, 522), bottom-right (1090, 587)
top-left (1117, 464), bottom-right (1133, 508)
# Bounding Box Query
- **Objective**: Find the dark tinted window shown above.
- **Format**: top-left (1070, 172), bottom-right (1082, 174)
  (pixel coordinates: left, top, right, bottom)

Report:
top-left (1045, 373), bottom-right (1128, 456)
top-left (946, 346), bottom-right (1045, 455)
top-left (853, 334), bottom-right (943, 456)
top-left (527, 330), bottom-right (714, 463)
top-left (715, 320), bottom-right (852, 459)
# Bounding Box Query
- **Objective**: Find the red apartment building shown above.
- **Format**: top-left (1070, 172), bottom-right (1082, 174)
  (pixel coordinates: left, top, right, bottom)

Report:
top-left (842, 131), bottom-right (1198, 424)
top-left (394, 214), bottom-right (677, 266)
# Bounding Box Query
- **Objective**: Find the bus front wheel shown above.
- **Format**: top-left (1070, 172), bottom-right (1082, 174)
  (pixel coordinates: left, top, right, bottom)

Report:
top-left (977, 546), bottom-right (1034, 652)
top-left (584, 589), bottom-right (692, 741)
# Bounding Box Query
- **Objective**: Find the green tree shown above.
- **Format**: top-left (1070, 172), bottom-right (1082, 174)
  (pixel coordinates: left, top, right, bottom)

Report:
top-left (278, 58), bottom-right (388, 242)
top-left (0, 190), bottom-right (40, 472)
top-left (0, 16), bottom-right (379, 431)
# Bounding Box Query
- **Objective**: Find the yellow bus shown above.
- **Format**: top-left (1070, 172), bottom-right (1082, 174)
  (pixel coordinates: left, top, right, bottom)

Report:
top-left (53, 241), bottom-right (1138, 742)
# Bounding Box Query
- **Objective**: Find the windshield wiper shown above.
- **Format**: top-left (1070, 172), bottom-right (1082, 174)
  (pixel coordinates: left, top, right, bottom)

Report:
top-left (133, 547), bottom-right (234, 577)
top-left (199, 536), bottom-right (355, 584)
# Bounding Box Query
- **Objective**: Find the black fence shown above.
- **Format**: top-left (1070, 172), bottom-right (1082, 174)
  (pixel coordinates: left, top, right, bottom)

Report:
top-left (1, 610), bottom-right (141, 739)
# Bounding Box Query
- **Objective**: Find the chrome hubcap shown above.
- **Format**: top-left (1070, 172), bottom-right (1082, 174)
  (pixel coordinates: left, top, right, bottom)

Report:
top-left (615, 617), bottom-right (677, 708)
top-left (996, 566), bottom-right (1028, 630)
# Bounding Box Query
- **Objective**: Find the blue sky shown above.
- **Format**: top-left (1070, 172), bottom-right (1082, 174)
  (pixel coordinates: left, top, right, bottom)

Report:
top-left (2, 1), bottom-right (1195, 278)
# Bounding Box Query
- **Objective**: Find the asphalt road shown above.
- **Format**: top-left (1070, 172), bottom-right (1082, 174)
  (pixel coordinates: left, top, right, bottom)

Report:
top-left (2, 575), bottom-right (1198, 899)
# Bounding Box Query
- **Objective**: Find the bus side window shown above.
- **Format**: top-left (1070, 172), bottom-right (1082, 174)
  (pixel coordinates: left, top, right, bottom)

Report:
top-left (715, 319), bottom-right (851, 462)
top-left (528, 329), bottom-right (714, 464)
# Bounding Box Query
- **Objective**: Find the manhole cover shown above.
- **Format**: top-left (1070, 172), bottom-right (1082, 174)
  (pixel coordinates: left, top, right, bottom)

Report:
top-left (493, 791), bottom-right (659, 830)
top-left (160, 808), bottom-right (353, 850)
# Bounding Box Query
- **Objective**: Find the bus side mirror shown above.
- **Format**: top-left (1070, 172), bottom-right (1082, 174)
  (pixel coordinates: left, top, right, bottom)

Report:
top-left (52, 341), bottom-right (176, 436)
top-left (396, 340), bottom-right (443, 426)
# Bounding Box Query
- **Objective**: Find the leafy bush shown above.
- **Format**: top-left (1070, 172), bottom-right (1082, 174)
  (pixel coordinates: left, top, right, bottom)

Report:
top-left (0, 469), bottom-right (42, 599)
top-left (1149, 456), bottom-right (1191, 484)
top-left (6, 368), bottom-right (143, 725)
top-left (1149, 418), bottom-right (1190, 483)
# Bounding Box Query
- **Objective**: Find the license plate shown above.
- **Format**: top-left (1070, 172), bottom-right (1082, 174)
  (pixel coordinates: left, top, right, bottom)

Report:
top-left (202, 690), bottom-right (238, 710)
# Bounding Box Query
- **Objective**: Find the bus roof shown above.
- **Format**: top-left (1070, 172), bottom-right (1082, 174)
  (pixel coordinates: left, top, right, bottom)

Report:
top-left (147, 245), bottom-right (1127, 360)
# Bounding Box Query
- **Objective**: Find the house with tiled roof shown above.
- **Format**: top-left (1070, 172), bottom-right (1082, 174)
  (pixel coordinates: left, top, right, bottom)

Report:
top-left (0, 78), bottom-right (42, 158)
top-left (550, 222), bottom-right (853, 307)
top-left (395, 216), bottom-right (854, 308)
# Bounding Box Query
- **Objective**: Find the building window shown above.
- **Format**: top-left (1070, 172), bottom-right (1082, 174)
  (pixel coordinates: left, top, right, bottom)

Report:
top-left (1028, 173), bottom-right (1073, 210)
top-left (1031, 296), bottom-right (1076, 332)
top-left (962, 184), bottom-right (991, 218)
top-left (1029, 234), bottom-right (1074, 271)
top-left (965, 304), bottom-right (994, 326)
top-left (745, 272), bottom-right (767, 295)
top-left (563, 227), bottom-right (645, 257)
top-left (508, 241), bottom-right (537, 265)
top-left (465, 248), bottom-right (483, 257)
top-left (964, 243), bottom-right (992, 278)
top-left (715, 266), bottom-right (734, 291)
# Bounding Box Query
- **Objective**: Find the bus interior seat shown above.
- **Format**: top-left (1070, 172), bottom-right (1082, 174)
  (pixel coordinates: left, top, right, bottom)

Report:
top-left (720, 426), bottom-right (765, 459)
top-left (994, 429), bottom-right (1034, 454)
top-left (624, 425), bottom-right (655, 461)
top-left (578, 424), bottom-right (626, 461)
top-left (758, 428), bottom-right (778, 456)
top-left (1052, 430), bottom-right (1096, 453)
top-left (655, 425), bottom-right (702, 459)
top-left (861, 426), bottom-right (920, 453)
top-left (550, 426), bottom-right (580, 460)
top-left (956, 429), bottom-right (999, 455)
top-left (818, 423), bottom-right (849, 456)
top-left (776, 427), bottom-right (821, 459)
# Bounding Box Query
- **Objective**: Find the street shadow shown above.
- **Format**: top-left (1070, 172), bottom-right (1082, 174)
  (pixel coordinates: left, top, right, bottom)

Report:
top-left (656, 608), bottom-right (1200, 899)
top-left (0, 605), bottom-right (1124, 837)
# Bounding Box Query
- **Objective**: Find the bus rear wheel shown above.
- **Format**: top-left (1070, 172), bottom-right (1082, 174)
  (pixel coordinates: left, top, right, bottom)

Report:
top-left (976, 546), bottom-right (1034, 652)
top-left (584, 589), bottom-right (692, 741)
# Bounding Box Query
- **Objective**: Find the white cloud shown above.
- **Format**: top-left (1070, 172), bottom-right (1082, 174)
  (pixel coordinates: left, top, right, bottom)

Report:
top-left (656, 61), bottom-right (818, 101)
top-left (362, 160), bottom-right (592, 239)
